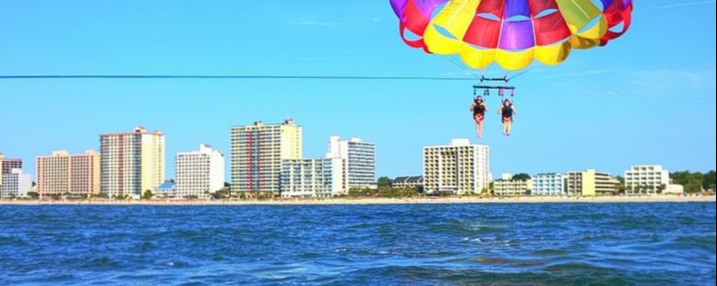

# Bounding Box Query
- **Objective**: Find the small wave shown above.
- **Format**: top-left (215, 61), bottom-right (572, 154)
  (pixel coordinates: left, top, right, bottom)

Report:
top-left (532, 248), bottom-right (569, 256)
top-left (0, 235), bottom-right (27, 247)
top-left (338, 265), bottom-right (635, 286)
top-left (84, 257), bottom-right (120, 269)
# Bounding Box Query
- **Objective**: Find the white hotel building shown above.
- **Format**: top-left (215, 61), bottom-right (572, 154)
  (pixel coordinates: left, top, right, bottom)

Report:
top-left (281, 158), bottom-right (347, 198)
top-left (624, 165), bottom-right (676, 195)
top-left (175, 144), bottom-right (225, 199)
top-left (423, 139), bottom-right (490, 195)
top-left (1, 169), bottom-right (32, 198)
top-left (327, 136), bottom-right (376, 188)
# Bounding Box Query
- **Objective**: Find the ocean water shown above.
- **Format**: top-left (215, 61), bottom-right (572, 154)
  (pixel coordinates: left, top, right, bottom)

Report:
top-left (1, 203), bottom-right (715, 286)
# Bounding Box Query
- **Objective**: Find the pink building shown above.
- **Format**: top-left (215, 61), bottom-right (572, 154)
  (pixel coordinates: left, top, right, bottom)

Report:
top-left (36, 150), bottom-right (100, 198)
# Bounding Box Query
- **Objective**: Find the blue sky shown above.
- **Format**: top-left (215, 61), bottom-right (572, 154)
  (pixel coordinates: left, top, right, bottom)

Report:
top-left (1, 0), bottom-right (715, 180)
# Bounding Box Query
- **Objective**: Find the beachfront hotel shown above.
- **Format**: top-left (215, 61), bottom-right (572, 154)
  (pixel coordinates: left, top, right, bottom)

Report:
top-left (1, 154), bottom-right (23, 187)
top-left (100, 127), bottom-right (165, 198)
top-left (36, 150), bottom-right (100, 199)
top-left (174, 144), bottom-right (225, 199)
top-left (393, 176), bottom-right (424, 189)
top-left (566, 170), bottom-right (619, 197)
top-left (326, 136), bottom-right (376, 188)
top-left (231, 119), bottom-right (302, 197)
top-left (1, 169), bottom-right (32, 198)
top-left (155, 180), bottom-right (176, 198)
top-left (423, 139), bottom-right (490, 195)
top-left (532, 173), bottom-right (566, 196)
top-left (1, 156), bottom-right (23, 175)
top-left (0, 153), bottom-right (4, 187)
top-left (493, 173), bottom-right (532, 197)
top-left (281, 158), bottom-right (347, 198)
top-left (624, 165), bottom-right (670, 195)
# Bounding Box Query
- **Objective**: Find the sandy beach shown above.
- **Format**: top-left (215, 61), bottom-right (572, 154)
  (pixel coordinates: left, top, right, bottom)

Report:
top-left (1, 195), bottom-right (714, 206)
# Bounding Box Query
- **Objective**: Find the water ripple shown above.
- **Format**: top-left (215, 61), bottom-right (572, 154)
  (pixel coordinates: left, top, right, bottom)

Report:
top-left (0, 203), bottom-right (714, 285)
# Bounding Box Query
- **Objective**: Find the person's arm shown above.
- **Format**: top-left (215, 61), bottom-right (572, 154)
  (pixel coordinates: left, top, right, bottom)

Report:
top-left (470, 103), bottom-right (476, 112)
top-left (512, 106), bottom-right (517, 115)
top-left (483, 103), bottom-right (488, 113)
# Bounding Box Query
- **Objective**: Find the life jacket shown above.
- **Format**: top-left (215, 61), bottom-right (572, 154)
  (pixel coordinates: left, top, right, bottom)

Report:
top-left (502, 105), bottom-right (513, 117)
top-left (473, 101), bottom-right (485, 114)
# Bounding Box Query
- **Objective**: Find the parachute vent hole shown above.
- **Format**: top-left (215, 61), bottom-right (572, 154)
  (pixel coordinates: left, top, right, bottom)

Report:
top-left (402, 28), bottom-right (422, 41)
top-left (578, 17), bottom-right (603, 34)
top-left (476, 13), bottom-right (501, 22)
top-left (609, 21), bottom-right (626, 33)
top-left (433, 24), bottom-right (459, 40)
top-left (431, 2), bottom-right (449, 19)
top-left (590, 0), bottom-right (606, 10)
top-left (534, 9), bottom-right (558, 19)
top-left (506, 15), bottom-right (531, 22)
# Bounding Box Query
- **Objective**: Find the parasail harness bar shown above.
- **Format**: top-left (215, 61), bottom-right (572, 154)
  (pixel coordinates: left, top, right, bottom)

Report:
top-left (473, 76), bottom-right (516, 98)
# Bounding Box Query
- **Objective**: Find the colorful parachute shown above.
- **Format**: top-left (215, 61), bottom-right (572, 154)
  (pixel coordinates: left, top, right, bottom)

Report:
top-left (391, 0), bottom-right (633, 71)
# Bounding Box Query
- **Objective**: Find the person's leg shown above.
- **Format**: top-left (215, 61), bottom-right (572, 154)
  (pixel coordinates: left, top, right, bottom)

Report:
top-left (478, 120), bottom-right (484, 138)
top-left (502, 118), bottom-right (506, 135)
top-left (506, 118), bottom-right (512, 135)
top-left (502, 117), bottom-right (509, 135)
top-left (474, 114), bottom-right (484, 138)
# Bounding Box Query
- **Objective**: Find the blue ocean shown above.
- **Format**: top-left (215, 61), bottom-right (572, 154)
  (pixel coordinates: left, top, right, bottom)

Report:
top-left (1, 203), bottom-right (715, 285)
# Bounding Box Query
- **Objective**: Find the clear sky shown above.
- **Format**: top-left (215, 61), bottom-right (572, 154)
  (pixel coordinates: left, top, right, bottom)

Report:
top-left (1, 0), bottom-right (715, 180)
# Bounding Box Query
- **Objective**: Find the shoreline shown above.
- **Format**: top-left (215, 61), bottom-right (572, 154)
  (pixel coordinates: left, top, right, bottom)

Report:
top-left (1, 195), bottom-right (714, 206)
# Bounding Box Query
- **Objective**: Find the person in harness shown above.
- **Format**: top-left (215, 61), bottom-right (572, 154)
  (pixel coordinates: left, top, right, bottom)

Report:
top-left (470, 96), bottom-right (488, 138)
top-left (499, 98), bottom-right (517, 136)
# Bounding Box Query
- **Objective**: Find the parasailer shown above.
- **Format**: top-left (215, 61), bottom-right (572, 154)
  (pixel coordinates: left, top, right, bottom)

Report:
top-left (499, 98), bottom-right (517, 136)
top-left (470, 96), bottom-right (488, 138)
top-left (391, 0), bottom-right (633, 136)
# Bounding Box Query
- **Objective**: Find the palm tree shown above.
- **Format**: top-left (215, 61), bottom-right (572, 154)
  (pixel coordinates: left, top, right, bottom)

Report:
top-left (634, 185), bottom-right (643, 195)
top-left (657, 184), bottom-right (667, 194)
top-left (480, 188), bottom-right (490, 198)
top-left (646, 184), bottom-right (655, 195)
top-left (142, 190), bottom-right (154, 200)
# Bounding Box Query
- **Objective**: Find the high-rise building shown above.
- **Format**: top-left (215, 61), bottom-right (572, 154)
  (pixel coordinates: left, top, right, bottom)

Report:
top-left (1, 154), bottom-right (23, 175)
top-left (36, 150), bottom-right (100, 199)
top-left (175, 144), bottom-right (225, 199)
top-left (567, 169), bottom-right (619, 197)
top-left (281, 158), bottom-right (346, 198)
top-left (423, 139), bottom-right (490, 195)
top-left (100, 127), bottom-right (165, 198)
top-left (1, 154), bottom-right (23, 187)
top-left (0, 153), bottom-right (3, 187)
top-left (231, 120), bottom-right (302, 196)
top-left (624, 165), bottom-right (670, 195)
top-left (326, 136), bottom-right (376, 188)
top-left (533, 173), bottom-right (566, 196)
top-left (1, 169), bottom-right (32, 198)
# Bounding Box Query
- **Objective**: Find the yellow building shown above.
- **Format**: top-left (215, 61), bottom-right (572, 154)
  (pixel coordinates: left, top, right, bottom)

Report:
top-left (231, 119), bottom-right (302, 196)
top-left (423, 139), bottom-right (490, 195)
top-left (567, 169), bottom-right (619, 197)
top-left (494, 176), bottom-right (532, 197)
top-left (100, 127), bottom-right (165, 198)
top-left (36, 150), bottom-right (100, 199)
